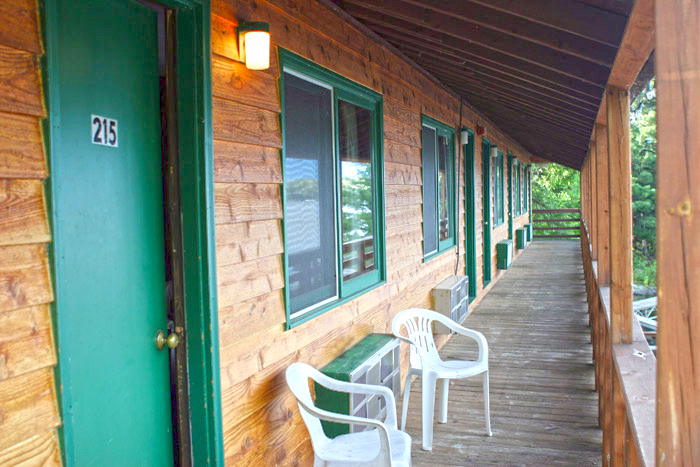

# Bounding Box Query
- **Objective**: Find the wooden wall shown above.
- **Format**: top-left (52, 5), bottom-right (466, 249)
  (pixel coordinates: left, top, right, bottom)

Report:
top-left (211, 0), bottom-right (533, 464)
top-left (0, 0), bottom-right (62, 464)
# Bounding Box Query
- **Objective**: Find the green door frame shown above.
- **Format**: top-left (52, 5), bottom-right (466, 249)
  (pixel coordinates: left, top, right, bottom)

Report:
top-left (507, 152), bottom-right (514, 240)
top-left (463, 128), bottom-right (477, 302)
top-left (481, 138), bottom-right (492, 285)
top-left (42, 1), bottom-right (224, 465)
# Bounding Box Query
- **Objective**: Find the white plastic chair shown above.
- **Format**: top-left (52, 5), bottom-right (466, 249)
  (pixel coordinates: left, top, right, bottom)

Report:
top-left (392, 308), bottom-right (492, 451)
top-left (285, 362), bottom-right (412, 466)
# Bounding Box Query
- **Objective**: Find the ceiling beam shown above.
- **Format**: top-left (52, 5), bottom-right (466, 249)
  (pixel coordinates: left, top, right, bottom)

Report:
top-left (389, 34), bottom-right (602, 108)
top-left (397, 0), bottom-right (617, 65)
top-left (356, 14), bottom-right (606, 97)
top-left (342, 2), bottom-right (611, 85)
top-left (454, 0), bottom-right (628, 46)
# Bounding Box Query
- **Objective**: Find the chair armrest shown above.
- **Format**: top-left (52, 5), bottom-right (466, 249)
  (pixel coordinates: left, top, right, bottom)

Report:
top-left (444, 322), bottom-right (489, 361)
top-left (314, 374), bottom-right (398, 428)
top-left (295, 398), bottom-right (393, 463)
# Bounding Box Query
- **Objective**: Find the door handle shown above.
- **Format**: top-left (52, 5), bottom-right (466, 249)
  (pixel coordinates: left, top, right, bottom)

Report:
top-left (155, 330), bottom-right (180, 350)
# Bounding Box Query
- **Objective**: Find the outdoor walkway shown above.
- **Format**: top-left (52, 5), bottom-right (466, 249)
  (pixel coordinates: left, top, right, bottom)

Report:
top-left (407, 240), bottom-right (602, 466)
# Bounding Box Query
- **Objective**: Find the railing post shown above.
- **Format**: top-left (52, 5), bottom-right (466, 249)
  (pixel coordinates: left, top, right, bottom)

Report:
top-left (606, 85), bottom-right (633, 345)
top-left (655, 1), bottom-right (700, 464)
top-left (595, 124), bottom-right (611, 286)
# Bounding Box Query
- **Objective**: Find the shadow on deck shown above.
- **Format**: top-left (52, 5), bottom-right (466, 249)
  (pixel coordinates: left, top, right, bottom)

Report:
top-left (407, 240), bottom-right (602, 466)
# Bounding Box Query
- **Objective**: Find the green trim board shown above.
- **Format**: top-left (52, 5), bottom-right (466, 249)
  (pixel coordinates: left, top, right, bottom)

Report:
top-left (463, 128), bottom-right (477, 302)
top-left (493, 150), bottom-right (505, 227)
top-left (421, 114), bottom-right (457, 259)
top-left (279, 49), bottom-right (386, 329)
top-left (481, 138), bottom-right (492, 285)
top-left (507, 152), bottom-right (514, 240)
top-left (43, 0), bottom-right (223, 464)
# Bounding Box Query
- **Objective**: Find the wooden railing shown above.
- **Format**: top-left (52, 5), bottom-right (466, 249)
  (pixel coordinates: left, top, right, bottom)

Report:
top-left (580, 222), bottom-right (656, 467)
top-left (532, 208), bottom-right (580, 239)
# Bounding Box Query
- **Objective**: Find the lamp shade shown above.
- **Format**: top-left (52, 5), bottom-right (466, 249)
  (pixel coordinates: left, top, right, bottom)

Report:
top-left (238, 22), bottom-right (270, 70)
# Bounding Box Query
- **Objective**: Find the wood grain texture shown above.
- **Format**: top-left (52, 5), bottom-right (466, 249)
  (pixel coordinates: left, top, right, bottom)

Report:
top-left (0, 0), bottom-right (42, 54)
top-left (595, 124), bottom-right (611, 286)
top-left (607, 0), bottom-right (654, 89)
top-left (384, 139), bottom-right (421, 166)
top-left (0, 245), bottom-right (52, 313)
top-left (0, 112), bottom-right (46, 179)
top-left (0, 368), bottom-right (60, 451)
top-left (215, 219), bottom-right (282, 267)
top-left (217, 254), bottom-right (284, 308)
top-left (214, 139), bottom-right (281, 184)
top-left (214, 182), bottom-right (282, 224)
top-left (212, 54), bottom-right (280, 113)
top-left (385, 185), bottom-right (422, 207)
top-left (0, 179), bottom-right (50, 247)
top-left (384, 162), bottom-right (421, 186)
top-left (213, 97), bottom-right (282, 148)
top-left (605, 86), bottom-right (632, 344)
top-left (590, 144), bottom-right (598, 260)
top-left (655, 1), bottom-right (700, 463)
top-left (219, 290), bottom-right (285, 343)
top-left (384, 115), bottom-right (420, 147)
top-left (0, 305), bottom-right (55, 382)
top-left (0, 44), bottom-right (43, 117)
top-left (0, 430), bottom-right (61, 467)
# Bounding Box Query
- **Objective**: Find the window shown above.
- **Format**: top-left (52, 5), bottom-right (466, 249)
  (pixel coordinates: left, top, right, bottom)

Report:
top-left (421, 115), bottom-right (456, 259)
top-left (514, 159), bottom-right (521, 215)
top-left (493, 150), bottom-right (505, 227)
top-left (523, 166), bottom-right (529, 212)
top-left (280, 50), bottom-right (384, 327)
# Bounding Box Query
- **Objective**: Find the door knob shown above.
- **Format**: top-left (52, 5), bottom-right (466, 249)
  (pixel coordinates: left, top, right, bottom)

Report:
top-left (155, 330), bottom-right (180, 350)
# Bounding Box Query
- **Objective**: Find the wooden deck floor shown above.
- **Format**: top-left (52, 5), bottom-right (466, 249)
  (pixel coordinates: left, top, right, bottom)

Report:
top-left (407, 240), bottom-right (602, 466)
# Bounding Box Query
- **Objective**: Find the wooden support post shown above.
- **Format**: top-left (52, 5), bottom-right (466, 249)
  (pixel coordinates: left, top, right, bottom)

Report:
top-left (655, 1), bottom-right (700, 464)
top-left (606, 86), bottom-right (633, 344)
top-left (596, 124), bottom-right (611, 286)
top-left (590, 143), bottom-right (598, 260)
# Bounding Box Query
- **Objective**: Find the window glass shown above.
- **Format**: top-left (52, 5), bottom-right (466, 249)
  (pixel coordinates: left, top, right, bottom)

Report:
top-left (283, 73), bottom-right (337, 316)
top-left (338, 100), bottom-right (376, 281)
top-left (438, 135), bottom-right (451, 241)
top-left (422, 126), bottom-right (438, 255)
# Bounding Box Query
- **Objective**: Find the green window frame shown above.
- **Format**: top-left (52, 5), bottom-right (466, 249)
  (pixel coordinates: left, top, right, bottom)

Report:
top-left (514, 159), bottom-right (521, 215)
top-left (421, 115), bottom-right (457, 260)
top-left (523, 165), bottom-right (529, 212)
top-left (493, 150), bottom-right (505, 227)
top-left (279, 50), bottom-right (385, 329)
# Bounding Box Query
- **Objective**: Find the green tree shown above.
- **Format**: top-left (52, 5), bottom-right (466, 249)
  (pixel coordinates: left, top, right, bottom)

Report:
top-left (630, 79), bottom-right (657, 286)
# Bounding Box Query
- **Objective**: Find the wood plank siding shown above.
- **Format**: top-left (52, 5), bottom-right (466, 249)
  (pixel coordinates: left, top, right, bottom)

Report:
top-left (0, 0), bottom-right (62, 463)
top-left (0, 0), bottom-right (536, 464)
top-left (408, 241), bottom-right (601, 466)
top-left (211, 0), bottom-right (533, 463)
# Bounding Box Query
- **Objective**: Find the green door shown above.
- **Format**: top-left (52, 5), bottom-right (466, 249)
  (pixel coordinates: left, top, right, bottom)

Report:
top-left (51, 1), bottom-right (174, 464)
top-left (482, 139), bottom-right (492, 285)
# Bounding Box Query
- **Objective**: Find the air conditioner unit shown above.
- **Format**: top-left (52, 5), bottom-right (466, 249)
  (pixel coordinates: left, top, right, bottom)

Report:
top-left (431, 275), bottom-right (469, 334)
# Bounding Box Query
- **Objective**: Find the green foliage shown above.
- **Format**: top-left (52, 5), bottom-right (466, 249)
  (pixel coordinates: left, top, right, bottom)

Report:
top-left (341, 162), bottom-right (373, 242)
top-left (532, 163), bottom-right (581, 237)
top-left (631, 80), bottom-right (657, 257)
top-left (532, 163), bottom-right (580, 210)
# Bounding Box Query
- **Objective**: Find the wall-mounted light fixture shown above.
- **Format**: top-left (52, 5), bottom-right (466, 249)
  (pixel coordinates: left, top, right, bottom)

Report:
top-left (238, 22), bottom-right (270, 70)
top-left (460, 128), bottom-right (469, 146)
top-left (492, 145), bottom-right (499, 158)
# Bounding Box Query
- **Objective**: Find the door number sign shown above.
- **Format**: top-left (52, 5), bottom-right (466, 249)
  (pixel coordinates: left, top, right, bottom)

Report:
top-left (91, 114), bottom-right (118, 147)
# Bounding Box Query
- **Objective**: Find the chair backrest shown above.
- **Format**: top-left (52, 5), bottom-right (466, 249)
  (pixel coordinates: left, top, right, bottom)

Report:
top-left (392, 308), bottom-right (445, 368)
top-left (285, 362), bottom-right (331, 451)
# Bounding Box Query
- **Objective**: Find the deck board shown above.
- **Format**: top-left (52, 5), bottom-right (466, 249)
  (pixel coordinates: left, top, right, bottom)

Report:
top-left (407, 240), bottom-right (602, 466)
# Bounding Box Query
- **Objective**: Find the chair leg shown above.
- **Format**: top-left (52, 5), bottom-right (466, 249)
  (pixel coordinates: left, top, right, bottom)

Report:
top-left (437, 378), bottom-right (449, 423)
top-left (421, 372), bottom-right (438, 450)
top-left (483, 371), bottom-right (492, 436)
top-left (400, 371), bottom-right (413, 431)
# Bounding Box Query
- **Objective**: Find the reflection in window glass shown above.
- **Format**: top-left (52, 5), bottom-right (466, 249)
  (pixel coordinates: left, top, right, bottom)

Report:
top-left (422, 126), bottom-right (438, 255)
top-left (338, 100), bottom-right (375, 281)
top-left (283, 72), bottom-right (337, 316)
top-left (438, 135), bottom-right (450, 241)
